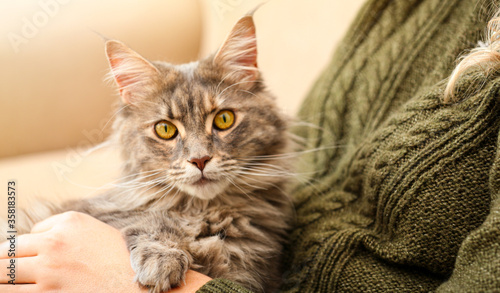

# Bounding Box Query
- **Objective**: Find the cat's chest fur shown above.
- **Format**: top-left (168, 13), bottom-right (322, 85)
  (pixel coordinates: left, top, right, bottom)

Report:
top-left (84, 185), bottom-right (290, 240)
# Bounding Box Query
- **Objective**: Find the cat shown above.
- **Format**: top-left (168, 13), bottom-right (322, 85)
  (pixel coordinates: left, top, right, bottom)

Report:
top-left (10, 12), bottom-right (294, 293)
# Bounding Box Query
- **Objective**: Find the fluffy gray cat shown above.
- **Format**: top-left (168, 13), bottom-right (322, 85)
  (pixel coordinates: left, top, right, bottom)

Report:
top-left (11, 13), bottom-right (293, 293)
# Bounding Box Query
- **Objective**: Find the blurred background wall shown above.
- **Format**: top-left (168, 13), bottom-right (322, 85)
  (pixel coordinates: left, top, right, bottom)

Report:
top-left (0, 0), bottom-right (202, 158)
top-left (1, 0), bottom-right (365, 158)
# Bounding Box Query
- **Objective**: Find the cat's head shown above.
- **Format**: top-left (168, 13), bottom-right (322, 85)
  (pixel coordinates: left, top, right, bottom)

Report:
top-left (107, 14), bottom-right (289, 201)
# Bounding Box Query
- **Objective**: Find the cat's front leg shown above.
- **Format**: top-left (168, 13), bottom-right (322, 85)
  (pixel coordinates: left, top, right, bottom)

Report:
top-left (122, 223), bottom-right (192, 293)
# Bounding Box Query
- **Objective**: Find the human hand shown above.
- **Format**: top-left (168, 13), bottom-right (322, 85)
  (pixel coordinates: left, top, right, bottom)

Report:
top-left (0, 211), bottom-right (211, 292)
top-left (0, 211), bottom-right (145, 292)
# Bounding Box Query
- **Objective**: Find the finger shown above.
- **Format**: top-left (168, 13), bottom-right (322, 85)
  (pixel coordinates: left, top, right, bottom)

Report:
top-left (30, 211), bottom-right (89, 234)
top-left (0, 234), bottom-right (44, 259)
top-left (30, 213), bottom-right (65, 234)
top-left (0, 257), bottom-right (38, 284)
top-left (0, 284), bottom-right (39, 292)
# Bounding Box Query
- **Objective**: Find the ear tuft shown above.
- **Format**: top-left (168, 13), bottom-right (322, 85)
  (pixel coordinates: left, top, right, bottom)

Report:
top-left (214, 15), bottom-right (259, 83)
top-left (105, 40), bottom-right (160, 104)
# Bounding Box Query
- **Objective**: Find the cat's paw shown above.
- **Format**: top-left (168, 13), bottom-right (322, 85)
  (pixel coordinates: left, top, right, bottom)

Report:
top-left (130, 243), bottom-right (190, 293)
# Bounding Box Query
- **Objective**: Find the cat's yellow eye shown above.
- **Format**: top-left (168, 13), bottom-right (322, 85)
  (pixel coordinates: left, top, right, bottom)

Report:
top-left (214, 110), bottom-right (235, 130)
top-left (154, 121), bottom-right (178, 140)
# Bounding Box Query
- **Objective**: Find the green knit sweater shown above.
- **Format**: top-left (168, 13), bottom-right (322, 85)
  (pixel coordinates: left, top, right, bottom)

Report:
top-left (199, 0), bottom-right (500, 292)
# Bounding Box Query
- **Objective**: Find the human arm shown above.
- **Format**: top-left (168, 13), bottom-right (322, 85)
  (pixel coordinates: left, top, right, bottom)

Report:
top-left (436, 131), bottom-right (500, 292)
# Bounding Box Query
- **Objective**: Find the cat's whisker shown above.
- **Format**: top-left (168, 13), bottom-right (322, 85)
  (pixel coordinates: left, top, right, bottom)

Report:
top-left (238, 164), bottom-right (290, 173)
top-left (233, 173), bottom-right (298, 225)
top-left (150, 181), bottom-right (178, 207)
top-left (244, 167), bottom-right (314, 178)
top-left (235, 146), bottom-right (345, 161)
top-left (239, 164), bottom-right (291, 174)
top-left (146, 183), bottom-right (172, 197)
top-left (225, 175), bottom-right (254, 200)
top-left (229, 171), bottom-right (299, 214)
top-left (106, 169), bottom-right (164, 183)
top-left (154, 177), bottom-right (190, 209)
top-left (105, 170), bottom-right (169, 202)
top-left (289, 120), bottom-right (325, 131)
top-left (97, 103), bottom-right (131, 138)
top-left (114, 180), bottom-right (161, 189)
top-left (233, 163), bottom-right (314, 185)
top-left (216, 79), bottom-right (260, 101)
top-left (237, 89), bottom-right (258, 98)
top-left (56, 172), bottom-right (111, 193)
top-left (234, 170), bottom-right (289, 178)
top-left (215, 70), bottom-right (238, 95)
top-left (184, 189), bottom-right (199, 210)
top-left (166, 171), bottom-right (186, 177)
top-left (142, 175), bottom-right (179, 200)
top-left (114, 180), bottom-right (165, 191)
top-left (111, 172), bottom-right (165, 187)
top-left (80, 140), bottom-right (115, 157)
top-left (111, 181), bottom-right (165, 202)
top-left (235, 164), bottom-right (319, 186)
top-left (232, 172), bottom-right (282, 192)
top-left (229, 176), bottom-right (266, 191)
top-left (236, 163), bottom-right (292, 173)
top-left (170, 185), bottom-right (183, 200)
top-left (53, 169), bottom-right (164, 202)
top-left (114, 174), bottom-right (165, 185)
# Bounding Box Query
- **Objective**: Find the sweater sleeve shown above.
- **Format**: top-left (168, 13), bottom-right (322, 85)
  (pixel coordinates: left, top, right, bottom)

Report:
top-left (196, 279), bottom-right (254, 293)
top-left (436, 131), bottom-right (500, 292)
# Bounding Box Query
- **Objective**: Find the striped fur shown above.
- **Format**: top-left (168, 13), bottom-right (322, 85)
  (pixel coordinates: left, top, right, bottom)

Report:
top-left (22, 14), bottom-right (294, 293)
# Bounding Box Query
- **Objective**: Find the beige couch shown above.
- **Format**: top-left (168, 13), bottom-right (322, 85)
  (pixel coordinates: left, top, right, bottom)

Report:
top-left (0, 0), bottom-right (365, 214)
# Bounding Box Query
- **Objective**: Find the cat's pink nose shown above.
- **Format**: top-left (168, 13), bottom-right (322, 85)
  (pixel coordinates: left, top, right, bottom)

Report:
top-left (189, 156), bottom-right (212, 171)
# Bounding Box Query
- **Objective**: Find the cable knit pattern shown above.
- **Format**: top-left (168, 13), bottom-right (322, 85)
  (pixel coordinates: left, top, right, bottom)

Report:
top-left (198, 279), bottom-right (253, 293)
top-left (199, 0), bottom-right (500, 292)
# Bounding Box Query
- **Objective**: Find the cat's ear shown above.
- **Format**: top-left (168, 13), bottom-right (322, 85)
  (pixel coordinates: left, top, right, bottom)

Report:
top-left (105, 40), bottom-right (160, 105)
top-left (213, 14), bottom-right (259, 83)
